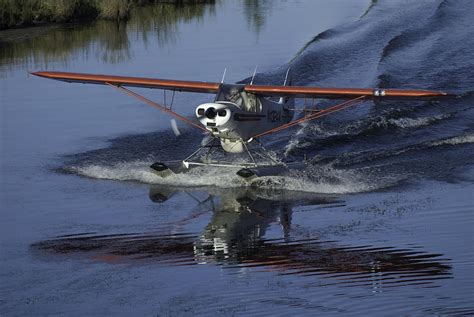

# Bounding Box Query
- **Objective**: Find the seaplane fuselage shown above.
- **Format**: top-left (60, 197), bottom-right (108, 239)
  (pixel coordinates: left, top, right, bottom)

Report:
top-left (196, 84), bottom-right (294, 153)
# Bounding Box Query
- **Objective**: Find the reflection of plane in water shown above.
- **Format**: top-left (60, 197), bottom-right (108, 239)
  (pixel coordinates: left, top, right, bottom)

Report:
top-left (32, 187), bottom-right (451, 288)
top-left (150, 186), bottom-right (341, 263)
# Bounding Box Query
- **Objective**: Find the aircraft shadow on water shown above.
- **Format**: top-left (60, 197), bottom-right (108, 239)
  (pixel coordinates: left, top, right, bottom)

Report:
top-left (32, 187), bottom-right (451, 289)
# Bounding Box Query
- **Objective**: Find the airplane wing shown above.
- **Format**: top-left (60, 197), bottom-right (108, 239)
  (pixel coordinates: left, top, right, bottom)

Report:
top-left (31, 71), bottom-right (220, 93)
top-left (31, 71), bottom-right (218, 131)
top-left (32, 71), bottom-right (449, 99)
top-left (31, 71), bottom-right (451, 137)
top-left (244, 84), bottom-right (449, 99)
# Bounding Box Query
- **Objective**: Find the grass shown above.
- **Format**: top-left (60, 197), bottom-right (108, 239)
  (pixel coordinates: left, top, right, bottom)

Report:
top-left (0, 0), bottom-right (215, 30)
top-left (0, 1), bottom-right (217, 71)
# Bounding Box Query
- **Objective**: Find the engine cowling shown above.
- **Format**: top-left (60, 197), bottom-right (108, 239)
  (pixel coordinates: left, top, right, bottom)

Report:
top-left (195, 102), bottom-right (232, 132)
top-left (195, 102), bottom-right (249, 153)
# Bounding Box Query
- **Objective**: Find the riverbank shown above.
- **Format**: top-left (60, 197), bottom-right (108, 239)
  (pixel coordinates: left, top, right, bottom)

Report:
top-left (0, 0), bottom-right (215, 30)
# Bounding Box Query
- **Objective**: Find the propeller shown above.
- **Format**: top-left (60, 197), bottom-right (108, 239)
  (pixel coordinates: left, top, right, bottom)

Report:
top-left (170, 119), bottom-right (181, 136)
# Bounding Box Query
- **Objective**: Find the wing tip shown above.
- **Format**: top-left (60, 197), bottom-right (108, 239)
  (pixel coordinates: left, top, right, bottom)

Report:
top-left (436, 91), bottom-right (457, 98)
top-left (30, 70), bottom-right (49, 78)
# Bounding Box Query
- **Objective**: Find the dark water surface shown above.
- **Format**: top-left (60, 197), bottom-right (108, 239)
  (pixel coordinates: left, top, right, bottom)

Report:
top-left (1, 1), bottom-right (473, 316)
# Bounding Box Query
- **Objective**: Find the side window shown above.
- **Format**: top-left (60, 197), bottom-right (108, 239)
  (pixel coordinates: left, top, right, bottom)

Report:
top-left (244, 93), bottom-right (262, 112)
top-left (228, 89), bottom-right (243, 107)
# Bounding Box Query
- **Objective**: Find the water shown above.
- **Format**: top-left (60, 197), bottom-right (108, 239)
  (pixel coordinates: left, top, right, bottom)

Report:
top-left (1, 0), bottom-right (473, 315)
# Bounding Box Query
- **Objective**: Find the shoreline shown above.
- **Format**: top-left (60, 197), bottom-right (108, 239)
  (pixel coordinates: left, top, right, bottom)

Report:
top-left (0, 0), bottom-right (215, 31)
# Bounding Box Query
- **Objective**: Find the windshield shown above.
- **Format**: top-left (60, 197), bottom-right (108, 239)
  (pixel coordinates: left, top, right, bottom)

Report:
top-left (215, 84), bottom-right (261, 112)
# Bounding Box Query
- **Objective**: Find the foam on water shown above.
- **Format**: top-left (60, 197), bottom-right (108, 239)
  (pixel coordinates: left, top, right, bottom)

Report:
top-left (431, 133), bottom-right (474, 146)
top-left (386, 114), bottom-right (447, 129)
top-left (66, 158), bottom-right (398, 194)
top-left (67, 160), bottom-right (246, 188)
top-left (342, 113), bottom-right (451, 136)
top-left (252, 165), bottom-right (399, 194)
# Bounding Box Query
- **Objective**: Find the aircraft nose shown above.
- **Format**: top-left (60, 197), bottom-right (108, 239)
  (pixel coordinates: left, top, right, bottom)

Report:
top-left (196, 103), bottom-right (233, 133)
top-left (205, 107), bottom-right (217, 119)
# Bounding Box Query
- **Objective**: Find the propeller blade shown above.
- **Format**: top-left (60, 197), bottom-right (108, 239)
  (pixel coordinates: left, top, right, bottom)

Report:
top-left (170, 119), bottom-right (181, 136)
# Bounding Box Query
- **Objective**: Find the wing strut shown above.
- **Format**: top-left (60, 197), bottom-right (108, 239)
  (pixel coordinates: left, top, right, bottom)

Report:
top-left (251, 96), bottom-right (367, 139)
top-left (105, 83), bottom-right (208, 132)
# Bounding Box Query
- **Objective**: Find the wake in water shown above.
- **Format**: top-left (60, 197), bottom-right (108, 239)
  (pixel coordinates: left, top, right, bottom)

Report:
top-left (60, 0), bottom-right (474, 193)
top-left (61, 130), bottom-right (473, 193)
top-left (64, 156), bottom-right (385, 194)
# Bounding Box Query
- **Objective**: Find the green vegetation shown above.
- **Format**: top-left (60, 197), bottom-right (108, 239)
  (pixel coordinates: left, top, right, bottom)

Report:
top-left (0, 0), bottom-right (215, 30)
top-left (0, 3), bottom-right (216, 70)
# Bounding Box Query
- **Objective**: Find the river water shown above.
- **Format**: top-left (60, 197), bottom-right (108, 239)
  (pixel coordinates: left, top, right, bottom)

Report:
top-left (1, 1), bottom-right (473, 316)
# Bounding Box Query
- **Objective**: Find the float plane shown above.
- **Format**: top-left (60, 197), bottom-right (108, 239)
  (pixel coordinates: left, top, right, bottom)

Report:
top-left (31, 70), bottom-right (450, 181)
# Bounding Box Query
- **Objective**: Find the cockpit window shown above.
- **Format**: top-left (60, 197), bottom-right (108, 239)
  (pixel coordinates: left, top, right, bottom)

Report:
top-left (245, 93), bottom-right (262, 112)
top-left (215, 84), bottom-right (262, 112)
top-left (227, 88), bottom-right (243, 107)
